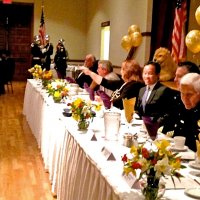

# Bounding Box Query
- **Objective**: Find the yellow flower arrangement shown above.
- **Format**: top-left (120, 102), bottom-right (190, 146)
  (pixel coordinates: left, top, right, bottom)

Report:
top-left (122, 139), bottom-right (185, 180)
top-left (28, 64), bottom-right (43, 79)
top-left (46, 79), bottom-right (69, 102)
top-left (122, 140), bottom-right (186, 199)
top-left (68, 97), bottom-right (101, 122)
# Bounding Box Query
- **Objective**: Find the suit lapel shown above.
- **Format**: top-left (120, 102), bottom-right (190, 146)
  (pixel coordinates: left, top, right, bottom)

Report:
top-left (146, 82), bottom-right (160, 104)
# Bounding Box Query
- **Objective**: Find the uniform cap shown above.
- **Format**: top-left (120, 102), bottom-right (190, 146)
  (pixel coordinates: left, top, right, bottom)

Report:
top-left (34, 35), bottom-right (40, 42)
top-left (58, 38), bottom-right (65, 44)
top-left (45, 35), bottom-right (50, 40)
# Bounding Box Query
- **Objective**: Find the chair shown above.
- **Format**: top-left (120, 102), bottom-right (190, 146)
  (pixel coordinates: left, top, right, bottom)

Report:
top-left (5, 58), bottom-right (15, 93)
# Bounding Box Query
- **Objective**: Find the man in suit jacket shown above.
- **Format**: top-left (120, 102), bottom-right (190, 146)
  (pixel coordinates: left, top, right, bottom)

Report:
top-left (135, 61), bottom-right (174, 125)
top-left (176, 73), bottom-right (200, 151)
top-left (162, 61), bottom-right (200, 134)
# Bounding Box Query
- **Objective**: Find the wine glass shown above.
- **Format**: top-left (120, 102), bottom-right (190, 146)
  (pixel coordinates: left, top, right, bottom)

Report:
top-left (142, 116), bottom-right (159, 141)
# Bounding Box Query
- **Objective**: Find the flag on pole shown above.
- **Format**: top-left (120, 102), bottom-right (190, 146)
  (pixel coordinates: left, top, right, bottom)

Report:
top-left (39, 6), bottom-right (46, 45)
top-left (171, 0), bottom-right (187, 63)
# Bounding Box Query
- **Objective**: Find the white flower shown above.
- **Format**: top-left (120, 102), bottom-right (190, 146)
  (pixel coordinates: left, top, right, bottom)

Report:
top-left (154, 156), bottom-right (171, 178)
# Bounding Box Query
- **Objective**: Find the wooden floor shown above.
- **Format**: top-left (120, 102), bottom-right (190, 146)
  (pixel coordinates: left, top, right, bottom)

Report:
top-left (0, 82), bottom-right (56, 200)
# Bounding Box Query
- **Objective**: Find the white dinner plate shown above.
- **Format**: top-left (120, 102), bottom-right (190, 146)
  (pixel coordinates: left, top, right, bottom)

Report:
top-left (185, 188), bottom-right (200, 199)
top-left (189, 161), bottom-right (200, 170)
top-left (170, 145), bottom-right (188, 152)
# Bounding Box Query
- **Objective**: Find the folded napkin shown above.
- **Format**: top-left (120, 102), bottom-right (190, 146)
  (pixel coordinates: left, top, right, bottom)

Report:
top-left (84, 83), bottom-right (95, 101)
top-left (96, 90), bottom-right (111, 109)
top-left (65, 76), bottom-right (76, 83)
top-left (142, 116), bottom-right (159, 140)
top-left (122, 97), bottom-right (136, 123)
top-left (196, 133), bottom-right (200, 158)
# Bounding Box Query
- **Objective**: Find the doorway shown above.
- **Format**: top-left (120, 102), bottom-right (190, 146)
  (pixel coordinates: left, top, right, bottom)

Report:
top-left (0, 2), bottom-right (33, 81)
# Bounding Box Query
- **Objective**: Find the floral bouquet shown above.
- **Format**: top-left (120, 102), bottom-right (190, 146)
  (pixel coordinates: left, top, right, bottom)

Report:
top-left (28, 64), bottom-right (43, 79)
top-left (68, 97), bottom-right (101, 130)
top-left (41, 70), bottom-right (53, 87)
top-left (122, 140), bottom-right (186, 199)
top-left (46, 79), bottom-right (69, 102)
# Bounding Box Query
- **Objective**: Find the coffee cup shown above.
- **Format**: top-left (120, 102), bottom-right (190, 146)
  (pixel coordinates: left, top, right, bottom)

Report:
top-left (174, 136), bottom-right (186, 149)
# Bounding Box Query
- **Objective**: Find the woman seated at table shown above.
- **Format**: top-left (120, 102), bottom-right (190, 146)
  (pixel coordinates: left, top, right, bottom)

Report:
top-left (173, 73), bottom-right (200, 151)
top-left (82, 59), bottom-right (144, 109)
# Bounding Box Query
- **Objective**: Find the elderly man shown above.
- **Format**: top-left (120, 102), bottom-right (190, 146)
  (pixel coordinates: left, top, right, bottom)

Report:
top-left (76, 54), bottom-right (98, 88)
top-left (94, 60), bottom-right (120, 96)
top-left (174, 73), bottom-right (200, 151)
top-left (162, 61), bottom-right (200, 134)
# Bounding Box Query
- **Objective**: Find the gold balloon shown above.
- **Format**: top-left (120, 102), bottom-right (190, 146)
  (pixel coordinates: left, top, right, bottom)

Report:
top-left (121, 35), bottom-right (132, 51)
top-left (130, 32), bottom-right (143, 47)
top-left (128, 25), bottom-right (140, 35)
top-left (185, 30), bottom-right (200, 53)
top-left (195, 6), bottom-right (200, 26)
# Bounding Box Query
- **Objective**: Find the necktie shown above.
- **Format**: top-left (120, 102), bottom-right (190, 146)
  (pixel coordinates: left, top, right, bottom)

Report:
top-left (142, 86), bottom-right (150, 112)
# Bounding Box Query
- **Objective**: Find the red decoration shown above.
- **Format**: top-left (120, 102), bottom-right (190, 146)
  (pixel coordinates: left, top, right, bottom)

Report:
top-left (3, 0), bottom-right (12, 4)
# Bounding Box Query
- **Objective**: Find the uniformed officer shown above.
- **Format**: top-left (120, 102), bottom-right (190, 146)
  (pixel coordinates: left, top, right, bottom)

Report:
top-left (31, 35), bottom-right (42, 67)
top-left (41, 35), bottom-right (53, 70)
top-left (54, 39), bottom-right (68, 79)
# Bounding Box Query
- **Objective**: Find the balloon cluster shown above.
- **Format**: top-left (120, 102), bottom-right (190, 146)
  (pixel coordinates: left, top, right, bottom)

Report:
top-left (121, 25), bottom-right (143, 51)
top-left (185, 5), bottom-right (200, 53)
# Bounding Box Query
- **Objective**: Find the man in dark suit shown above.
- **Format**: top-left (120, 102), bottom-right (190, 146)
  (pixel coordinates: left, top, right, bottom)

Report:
top-left (177, 73), bottom-right (200, 151)
top-left (135, 61), bottom-right (174, 126)
top-left (75, 54), bottom-right (98, 88)
top-left (162, 61), bottom-right (200, 134)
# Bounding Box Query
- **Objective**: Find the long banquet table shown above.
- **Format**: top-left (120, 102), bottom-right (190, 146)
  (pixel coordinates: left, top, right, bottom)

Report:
top-left (23, 79), bottom-right (200, 200)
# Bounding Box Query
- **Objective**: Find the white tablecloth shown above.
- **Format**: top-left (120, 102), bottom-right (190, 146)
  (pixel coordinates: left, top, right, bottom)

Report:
top-left (23, 79), bottom-right (200, 200)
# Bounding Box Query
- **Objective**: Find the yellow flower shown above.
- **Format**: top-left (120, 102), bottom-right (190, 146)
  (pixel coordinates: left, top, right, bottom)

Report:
top-left (54, 91), bottom-right (61, 98)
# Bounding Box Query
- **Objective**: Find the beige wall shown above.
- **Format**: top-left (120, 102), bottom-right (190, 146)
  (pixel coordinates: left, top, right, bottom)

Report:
top-left (13, 0), bottom-right (87, 60)
top-left (86, 0), bottom-right (153, 66)
top-left (9, 0), bottom-right (200, 66)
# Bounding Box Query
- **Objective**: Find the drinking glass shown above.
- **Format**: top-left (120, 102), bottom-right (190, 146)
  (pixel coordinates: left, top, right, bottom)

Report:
top-left (142, 116), bottom-right (159, 140)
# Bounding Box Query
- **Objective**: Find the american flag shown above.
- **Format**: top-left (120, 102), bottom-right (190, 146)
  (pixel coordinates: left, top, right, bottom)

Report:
top-left (171, 0), bottom-right (187, 63)
top-left (39, 6), bottom-right (46, 45)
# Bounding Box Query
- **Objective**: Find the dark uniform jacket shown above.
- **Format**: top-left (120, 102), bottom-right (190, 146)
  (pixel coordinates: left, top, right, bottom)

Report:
top-left (41, 43), bottom-right (53, 70)
top-left (31, 43), bottom-right (42, 67)
top-left (163, 91), bottom-right (200, 151)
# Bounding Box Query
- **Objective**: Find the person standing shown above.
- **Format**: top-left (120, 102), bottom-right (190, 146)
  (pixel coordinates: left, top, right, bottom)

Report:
top-left (54, 39), bottom-right (68, 79)
top-left (30, 35), bottom-right (42, 67)
top-left (41, 35), bottom-right (53, 70)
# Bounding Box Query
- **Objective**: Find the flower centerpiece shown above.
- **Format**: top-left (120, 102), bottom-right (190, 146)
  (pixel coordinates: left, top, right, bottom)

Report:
top-left (122, 140), bottom-right (186, 200)
top-left (41, 70), bottom-right (53, 87)
top-left (68, 97), bottom-right (101, 130)
top-left (28, 64), bottom-right (43, 79)
top-left (46, 79), bottom-right (69, 103)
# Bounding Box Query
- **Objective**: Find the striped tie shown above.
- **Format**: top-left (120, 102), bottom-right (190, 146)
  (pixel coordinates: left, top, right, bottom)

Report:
top-left (142, 86), bottom-right (150, 112)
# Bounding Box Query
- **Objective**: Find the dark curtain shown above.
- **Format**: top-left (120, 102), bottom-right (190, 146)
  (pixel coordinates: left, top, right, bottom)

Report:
top-left (150, 0), bottom-right (190, 60)
top-left (150, 0), bottom-right (176, 60)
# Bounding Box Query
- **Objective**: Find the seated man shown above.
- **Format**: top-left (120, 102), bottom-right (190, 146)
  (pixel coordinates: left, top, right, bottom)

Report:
top-left (94, 60), bottom-right (120, 97)
top-left (135, 61), bottom-right (174, 126)
top-left (76, 54), bottom-right (98, 88)
top-left (175, 73), bottom-right (200, 151)
top-left (162, 61), bottom-right (200, 134)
